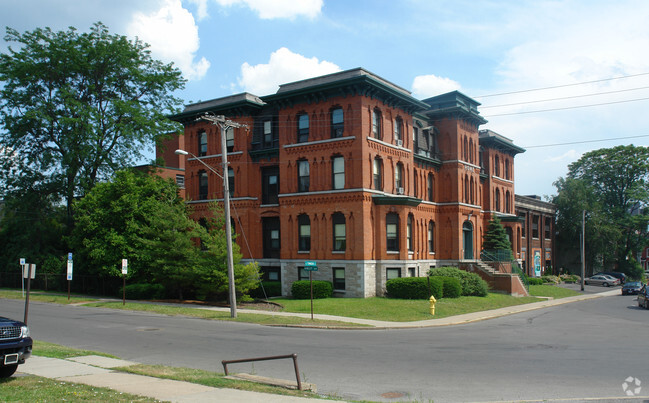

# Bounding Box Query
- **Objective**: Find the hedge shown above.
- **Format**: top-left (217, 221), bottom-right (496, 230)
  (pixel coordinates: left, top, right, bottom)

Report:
top-left (440, 276), bottom-right (462, 298)
top-left (386, 277), bottom-right (443, 299)
top-left (427, 267), bottom-right (488, 297)
top-left (249, 281), bottom-right (282, 299)
top-left (291, 280), bottom-right (333, 299)
top-left (528, 277), bottom-right (543, 285)
top-left (121, 283), bottom-right (166, 300)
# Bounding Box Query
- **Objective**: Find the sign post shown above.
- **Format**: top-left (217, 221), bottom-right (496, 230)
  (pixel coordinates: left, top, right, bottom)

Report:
top-left (304, 261), bottom-right (318, 320)
top-left (67, 253), bottom-right (73, 301)
top-left (19, 258), bottom-right (26, 297)
top-left (121, 259), bottom-right (128, 305)
top-left (23, 264), bottom-right (35, 325)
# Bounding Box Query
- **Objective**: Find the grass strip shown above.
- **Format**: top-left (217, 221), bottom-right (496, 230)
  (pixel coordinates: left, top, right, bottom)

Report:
top-left (0, 374), bottom-right (158, 402)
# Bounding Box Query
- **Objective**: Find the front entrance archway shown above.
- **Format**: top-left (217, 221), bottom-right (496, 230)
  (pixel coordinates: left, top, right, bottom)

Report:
top-left (463, 221), bottom-right (473, 259)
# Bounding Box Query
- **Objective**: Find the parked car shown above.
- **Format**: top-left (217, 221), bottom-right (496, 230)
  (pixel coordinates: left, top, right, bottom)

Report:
top-left (0, 316), bottom-right (32, 378)
top-left (584, 274), bottom-right (620, 287)
top-left (621, 281), bottom-right (643, 295)
top-left (638, 285), bottom-right (649, 309)
top-left (594, 271), bottom-right (626, 284)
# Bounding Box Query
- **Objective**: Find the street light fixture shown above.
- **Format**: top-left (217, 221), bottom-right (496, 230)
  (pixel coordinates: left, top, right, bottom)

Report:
top-left (175, 114), bottom-right (242, 317)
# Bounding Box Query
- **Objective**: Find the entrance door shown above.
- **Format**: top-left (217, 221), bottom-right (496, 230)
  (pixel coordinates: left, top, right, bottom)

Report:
top-left (463, 221), bottom-right (473, 259)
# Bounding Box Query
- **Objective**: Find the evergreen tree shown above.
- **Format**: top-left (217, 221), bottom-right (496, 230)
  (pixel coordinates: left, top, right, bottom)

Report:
top-left (482, 216), bottom-right (513, 260)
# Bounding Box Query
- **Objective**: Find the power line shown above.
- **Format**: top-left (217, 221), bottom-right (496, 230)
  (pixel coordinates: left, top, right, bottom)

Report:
top-left (523, 134), bottom-right (649, 149)
top-left (480, 86), bottom-right (649, 109)
top-left (475, 72), bottom-right (649, 98)
top-left (483, 96), bottom-right (649, 117)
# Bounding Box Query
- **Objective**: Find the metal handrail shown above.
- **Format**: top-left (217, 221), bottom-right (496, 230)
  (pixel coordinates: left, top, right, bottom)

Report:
top-left (481, 250), bottom-right (529, 291)
top-left (222, 353), bottom-right (302, 390)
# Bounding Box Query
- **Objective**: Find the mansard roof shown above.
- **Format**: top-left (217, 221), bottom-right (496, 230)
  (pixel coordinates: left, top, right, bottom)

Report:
top-left (421, 90), bottom-right (488, 125)
top-left (262, 67), bottom-right (429, 114)
top-left (170, 93), bottom-right (266, 123)
top-left (479, 129), bottom-right (526, 155)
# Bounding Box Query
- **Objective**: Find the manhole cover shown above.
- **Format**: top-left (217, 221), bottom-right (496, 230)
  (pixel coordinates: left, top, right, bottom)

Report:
top-left (381, 392), bottom-right (405, 398)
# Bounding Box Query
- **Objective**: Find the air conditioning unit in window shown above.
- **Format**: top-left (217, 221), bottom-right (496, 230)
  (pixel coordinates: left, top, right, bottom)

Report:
top-left (396, 139), bottom-right (403, 147)
top-left (397, 187), bottom-right (404, 195)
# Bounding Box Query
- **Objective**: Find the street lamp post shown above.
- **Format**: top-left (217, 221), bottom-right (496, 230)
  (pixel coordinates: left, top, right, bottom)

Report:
top-left (176, 114), bottom-right (246, 318)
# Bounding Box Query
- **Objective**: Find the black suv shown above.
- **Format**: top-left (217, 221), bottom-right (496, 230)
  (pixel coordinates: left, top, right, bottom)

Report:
top-left (594, 272), bottom-right (626, 284)
top-left (0, 316), bottom-right (32, 378)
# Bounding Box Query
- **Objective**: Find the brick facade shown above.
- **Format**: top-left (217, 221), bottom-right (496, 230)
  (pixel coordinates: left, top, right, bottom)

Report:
top-left (169, 68), bottom-right (533, 297)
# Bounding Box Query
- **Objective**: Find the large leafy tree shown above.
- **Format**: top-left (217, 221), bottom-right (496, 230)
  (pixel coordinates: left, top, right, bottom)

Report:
top-left (69, 169), bottom-right (203, 296)
top-left (70, 170), bottom-right (259, 300)
top-left (0, 22), bottom-right (184, 229)
top-left (553, 145), bottom-right (649, 277)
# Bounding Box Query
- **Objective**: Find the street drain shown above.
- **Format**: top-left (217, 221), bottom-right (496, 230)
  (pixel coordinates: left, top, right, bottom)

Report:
top-left (381, 392), bottom-right (405, 399)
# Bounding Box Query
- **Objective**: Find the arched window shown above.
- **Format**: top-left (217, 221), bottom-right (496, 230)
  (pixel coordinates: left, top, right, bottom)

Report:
top-left (298, 159), bottom-right (309, 192)
top-left (332, 156), bottom-right (344, 190)
top-left (506, 190), bottom-right (511, 213)
top-left (494, 155), bottom-right (500, 177)
top-left (407, 214), bottom-right (414, 252)
top-left (470, 177), bottom-right (475, 205)
top-left (373, 157), bottom-right (383, 190)
top-left (427, 173), bottom-right (434, 201)
top-left (298, 214), bottom-right (310, 251)
top-left (198, 130), bottom-right (207, 156)
top-left (331, 107), bottom-right (344, 138)
top-left (463, 137), bottom-right (468, 161)
top-left (395, 162), bottom-right (404, 193)
top-left (428, 220), bottom-right (435, 253)
top-left (505, 158), bottom-right (510, 180)
top-left (198, 170), bottom-right (208, 200)
top-left (372, 108), bottom-right (382, 140)
top-left (226, 127), bottom-right (234, 152)
top-left (464, 175), bottom-right (469, 203)
top-left (332, 212), bottom-right (346, 251)
top-left (495, 188), bottom-right (501, 211)
top-left (227, 167), bottom-right (234, 197)
top-left (394, 117), bottom-right (403, 146)
top-left (297, 113), bottom-right (309, 143)
top-left (386, 213), bottom-right (399, 251)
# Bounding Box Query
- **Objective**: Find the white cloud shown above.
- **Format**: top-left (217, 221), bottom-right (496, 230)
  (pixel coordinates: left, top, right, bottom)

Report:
top-left (213, 0), bottom-right (322, 19)
top-left (237, 47), bottom-right (340, 95)
top-left (127, 0), bottom-right (210, 81)
top-left (187, 0), bottom-right (209, 21)
top-left (411, 74), bottom-right (462, 99)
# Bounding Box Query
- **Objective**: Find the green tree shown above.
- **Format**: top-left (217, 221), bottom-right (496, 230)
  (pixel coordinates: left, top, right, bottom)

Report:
top-left (482, 216), bottom-right (513, 260)
top-left (553, 145), bottom-right (649, 278)
top-left (0, 22), bottom-right (184, 230)
top-left (194, 203), bottom-right (260, 301)
top-left (69, 169), bottom-right (203, 295)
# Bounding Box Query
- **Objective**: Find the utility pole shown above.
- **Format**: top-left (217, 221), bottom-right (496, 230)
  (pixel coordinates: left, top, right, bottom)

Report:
top-left (198, 114), bottom-right (248, 318)
top-left (581, 210), bottom-right (585, 291)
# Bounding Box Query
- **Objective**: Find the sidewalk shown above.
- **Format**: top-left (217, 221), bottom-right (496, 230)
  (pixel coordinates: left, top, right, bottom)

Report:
top-left (16, 288), bottom-right (619, 402)
top-left (19, 355), bottom-right (331, 403)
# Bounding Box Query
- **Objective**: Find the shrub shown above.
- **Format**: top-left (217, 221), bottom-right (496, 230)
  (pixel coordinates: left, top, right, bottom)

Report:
top-left (121, 283), bottom-right (166, 300)
top-left (291, 280), bottom-right (333, 299)
top-left (528, 277), bottom-right (543, 286)
top-left (249, 281), bottom-right (282, 299)
top-left (428, 267), bottom-right (488, 297)
top-left (386, 277), bottom-right (443, 299)
top-left (541, 275), bottom-right (559, 284)
top-left (439, 276), bottom-right (462, 298)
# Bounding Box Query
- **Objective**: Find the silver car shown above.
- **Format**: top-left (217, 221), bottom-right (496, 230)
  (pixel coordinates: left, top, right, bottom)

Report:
top-left (584, 274), bottom-right (620, 287)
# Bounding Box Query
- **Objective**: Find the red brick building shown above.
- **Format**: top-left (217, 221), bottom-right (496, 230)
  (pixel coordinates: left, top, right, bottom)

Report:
top-left (169, 68), bottom-right (530, 297)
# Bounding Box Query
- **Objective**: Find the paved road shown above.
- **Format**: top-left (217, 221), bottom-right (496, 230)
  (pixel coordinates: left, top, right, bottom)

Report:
top-left (3, 289), bottom-right (647, 402)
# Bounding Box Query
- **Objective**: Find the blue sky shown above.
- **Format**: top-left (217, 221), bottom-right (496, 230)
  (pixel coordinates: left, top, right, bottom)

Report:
top-left (3, 0), bottom-right (649, 198)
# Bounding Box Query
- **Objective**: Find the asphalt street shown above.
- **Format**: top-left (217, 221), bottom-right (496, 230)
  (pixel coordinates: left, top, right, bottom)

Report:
top-left (2, 287), bottom-right (647, 402)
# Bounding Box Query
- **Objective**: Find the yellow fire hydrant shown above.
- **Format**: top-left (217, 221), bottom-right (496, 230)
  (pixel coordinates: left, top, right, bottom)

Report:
top-left (429, 295), bottom-right (437, 316)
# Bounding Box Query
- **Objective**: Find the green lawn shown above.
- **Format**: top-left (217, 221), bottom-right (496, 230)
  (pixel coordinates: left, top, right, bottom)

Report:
top-left (273, 293), bottom-right (543, 321)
